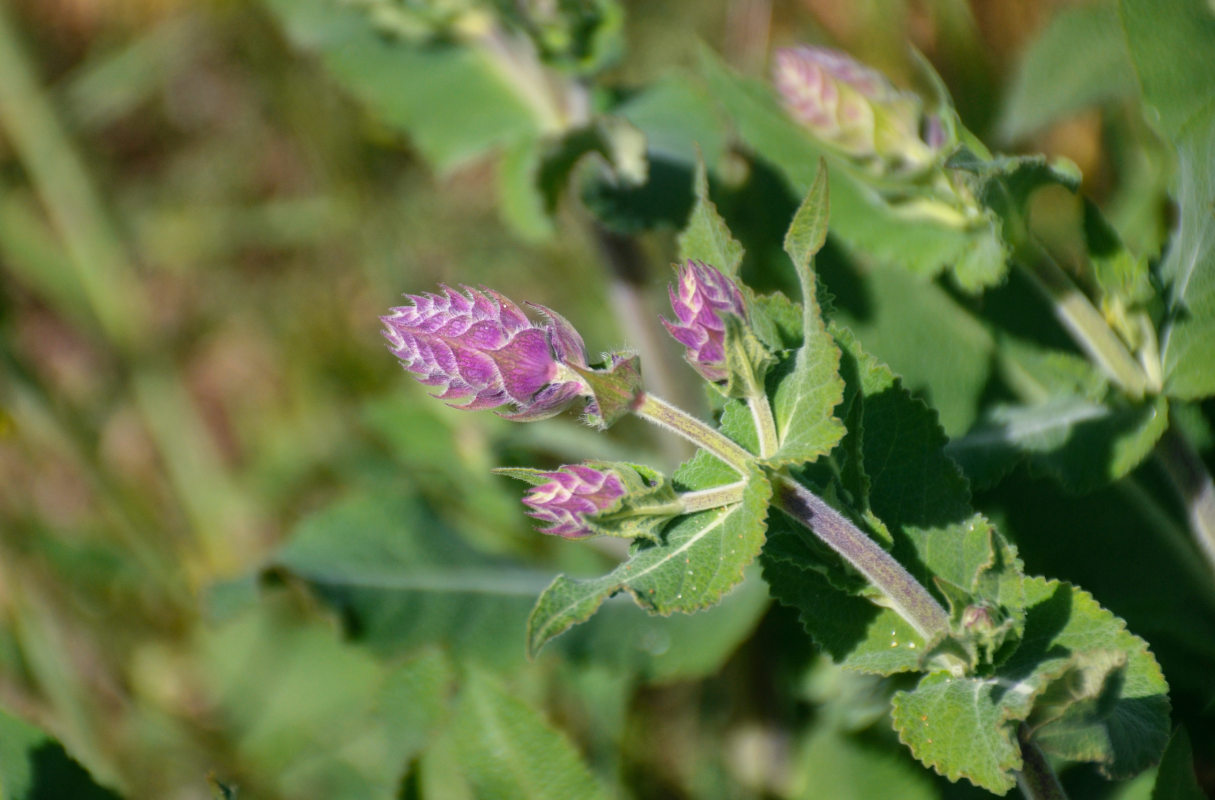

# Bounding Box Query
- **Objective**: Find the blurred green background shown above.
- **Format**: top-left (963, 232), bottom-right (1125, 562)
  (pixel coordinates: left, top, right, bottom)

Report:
top-left (0, 1), bottom-right (1209, 798)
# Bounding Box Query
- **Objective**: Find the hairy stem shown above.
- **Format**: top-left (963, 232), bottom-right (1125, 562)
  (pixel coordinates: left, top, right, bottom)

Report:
top-left (773, 474), bottom-right (950, 641)
top-left (634, 393), bottom-right (753, 474)
top-left (680, 482), bottom-right (748, 513)
top-left (1018, 247), bottom-right (1150, 398)
top-left (1016, 725), bottom-right (1069, 800)
top-left (748, 393), bottom-right (779, 458)
top-left (1155, 430), bottom-right (1215, 577)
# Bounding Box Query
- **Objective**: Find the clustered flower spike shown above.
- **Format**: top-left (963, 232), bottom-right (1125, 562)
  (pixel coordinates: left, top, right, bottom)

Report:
top-left (772, 45), bottom-right (938, 169)
top-left (381, 285), bottom-right (589, 421)
top-left (663, 260), bottom-right (747, 383)
top-left (521, 464), bottom-right (626, 538)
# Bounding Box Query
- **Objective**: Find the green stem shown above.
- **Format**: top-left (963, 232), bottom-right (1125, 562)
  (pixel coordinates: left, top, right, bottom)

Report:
top-left (1155, 430), bottom-right (1215, 578)
top-left (632, 393), bottom-right (950, 641)
top-left (773, 474), bottom-right (950, 641)
top-left (1016, 725), bottom-right (1069, 800)
top-left (1017, 246), bottom-right (1150, 398)
top-left (679, 481), bottom-right (747, 513)
top-left (747, 392), bottom-right (779, 459)
top-left (634, 393), bottom-right (753, 474)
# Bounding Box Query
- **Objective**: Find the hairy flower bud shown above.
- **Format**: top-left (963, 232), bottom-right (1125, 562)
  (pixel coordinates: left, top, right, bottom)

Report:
top-left (663, 260), bottom-right (747, 383)
top-left (521, 464), bottom-right (627, 538)
top-left (382, 285), bottom-right (589, 420)
top-left (773, 46), bottom-right (939, 169)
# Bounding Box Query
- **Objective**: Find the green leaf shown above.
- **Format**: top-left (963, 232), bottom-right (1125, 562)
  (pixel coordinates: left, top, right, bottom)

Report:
top-left (698, 47), bottom-right (1007, 291)
top-left (263, 0), bottom-right (543, 173)
top-left (892, 578), bottom-right (1169, 793)
top-left (782, 161), bottom-right (829, 274)
top-left (1119, 0), bottom-right (1215, 141)
top-left (527, 401), bottom-right (769, 655)
top-left (762, 329), bottom-right (1002, 675)
top-left (1155, 111), bottom-right (1215, 399)
top-left (1006, 578), bottom-right (1171, 779)
top-left (787, 725), bottom-right (937, 800)
top-left (0, 709), bottom-right (119, 799)
top-left (446, 668), bottom-right (610, 800)
top-left (891, 671), bottom-right (1034, 793)
top-left (273, 491), bottom-right (547, 670)
top-left (1121, 0), bottom-right (1215, 398)
top-left (768, 164), bottom-right (847, 467)
top-left (947, 394), bottom-right (1169, 492)
top-left (196, 601), bottom-right (454, 799)
top-left (497, 138), bottom-right (553, 241)
top-left (677, 158), bottom-right (744, 276)
top-left (997, 1), bottom-right (1137, 142)
top-left (1151, 728), bottom-right (1206, 800)
top-left (553, 568), bottom-right (770, 684)
top-left (527, 462), bottom-right (771, 657)
top-left (615, 73), bottom-right (728, 168)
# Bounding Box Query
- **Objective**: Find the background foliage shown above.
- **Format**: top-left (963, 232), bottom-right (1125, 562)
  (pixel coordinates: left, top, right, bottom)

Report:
top-left (0, 0), bottom-right (1212, 798)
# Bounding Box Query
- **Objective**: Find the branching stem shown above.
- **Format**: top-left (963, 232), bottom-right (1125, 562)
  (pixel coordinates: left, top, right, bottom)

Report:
top-left (632, 393), bottom-right (950, 642)
top-left (773, 474), bottom-right (950, 641)
top-left (680, 482), bottom-right (747, 513)
top-left (634, 393), bottom-right (753, 474)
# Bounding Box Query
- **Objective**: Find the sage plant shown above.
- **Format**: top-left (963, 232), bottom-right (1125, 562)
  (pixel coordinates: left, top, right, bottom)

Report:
top-left (385, 164), bottom-right (1170, 798)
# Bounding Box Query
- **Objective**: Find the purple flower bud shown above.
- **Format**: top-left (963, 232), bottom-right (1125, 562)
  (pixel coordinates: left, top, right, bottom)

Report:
top-left (521, 464), bottom-right (626, 538)
top-left (382, 285), bottom-right (589, 420)
top-left (662, 260), bottom-right (746, 383)
top-left (773, 46), bottom-right (938, 167)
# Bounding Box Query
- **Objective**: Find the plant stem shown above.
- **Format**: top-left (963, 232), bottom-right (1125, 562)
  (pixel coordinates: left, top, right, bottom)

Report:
top-left (773, 474), bottom-right (950, 641)
top-left (634, 393), bottom-right (753, 474)
top-left (1016, 725), bottom-right (1069, 800)
top-left (680, 482), bottom-right (747, 513)
top-left (747, 393), bottom-right (779, 458)
top-left (632, 393), bottom-right (949, 641)
top-left (1155, 430), bottom-right (1215, 577)
top-left (1017, 246), bottom-right (1150, 398)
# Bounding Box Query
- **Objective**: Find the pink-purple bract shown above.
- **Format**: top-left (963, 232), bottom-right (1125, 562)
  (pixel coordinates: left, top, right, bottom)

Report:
top-left (381, 285), bottom-right (588, 421)
top-left (522, 464), bottom-right (626, 538)
top-left (662, 260), bottom-right (747, 383)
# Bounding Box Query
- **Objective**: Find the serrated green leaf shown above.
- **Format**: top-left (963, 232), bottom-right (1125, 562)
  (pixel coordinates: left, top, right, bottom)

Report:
top-left (698, 47), bottom-right (1008, 290)
top-left (555, 567), bottom-right (770, 684)
top-left (762, 329), bottom-right (1001, 675)
top-left (677, 158), bottom-right (744, 276)
top-left (1005, 578), bottom-right (1170, 779)
top-left (1151, 728), bottom-right (1206, 800)
top-left (273, 491), bottom-right (547, 670)
top-left (527, 464), bottom-right (771, 656)
top-left (448, 668), bottom-right (610, 800)
top-left (263, 0), bottom-right (544, 173)
top-left (997, 1), bottom-right (1137, 142)
top-left (891, 671), bottom-right (1032, 793)
top-left (767, 166), bottom-right (847, 467)
top-left (947, 148), bottom-right (1081, 248)
top-left (0, 709), bottom-right (119, 799)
